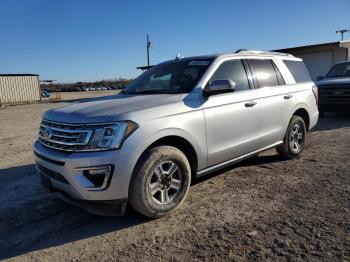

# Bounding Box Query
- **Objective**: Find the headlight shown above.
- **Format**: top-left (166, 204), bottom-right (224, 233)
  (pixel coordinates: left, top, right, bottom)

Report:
top-left (87, 121), bottom-right (138, 150)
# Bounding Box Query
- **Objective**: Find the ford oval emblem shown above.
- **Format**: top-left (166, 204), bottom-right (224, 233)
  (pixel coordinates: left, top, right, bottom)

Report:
top-left (42, 127), bottom-right (52, 140)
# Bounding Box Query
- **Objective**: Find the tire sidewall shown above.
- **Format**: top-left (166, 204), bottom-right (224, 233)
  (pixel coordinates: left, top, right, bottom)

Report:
top-left (129, 146), bottom-right (191, 218)
top-left (287, 116), bottom-right (306, 157)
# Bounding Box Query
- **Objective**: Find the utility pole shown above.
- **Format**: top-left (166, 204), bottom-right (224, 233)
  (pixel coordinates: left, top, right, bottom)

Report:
top-left (336, 29), bottom-right (349, 41)
top-left (136, 34), bottom-right (153, 70)
top-left (147, 34), bottom-right (151, 66)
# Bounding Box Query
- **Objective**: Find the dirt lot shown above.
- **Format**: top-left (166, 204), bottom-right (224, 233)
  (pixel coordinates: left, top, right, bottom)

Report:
top-left (0, 93), bottom-right (349, 261)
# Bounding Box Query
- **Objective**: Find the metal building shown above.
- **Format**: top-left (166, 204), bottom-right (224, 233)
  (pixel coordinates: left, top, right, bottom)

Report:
top-left (274, 41), bottom-right (350, 81)
top-left (0, 74), bottom-right (40, 106)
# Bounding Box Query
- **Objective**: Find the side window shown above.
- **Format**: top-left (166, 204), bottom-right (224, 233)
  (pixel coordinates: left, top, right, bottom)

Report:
top-left (209, 60), bottom-right (250, 92)
top-left (248, 59), bottom-right (283, 88)
top-left (283, 60), bottom-right (312, 83)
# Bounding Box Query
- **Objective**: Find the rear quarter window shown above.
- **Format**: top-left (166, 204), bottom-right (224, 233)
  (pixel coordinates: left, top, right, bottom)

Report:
top-left (284, 60), bottom-right (312, 83)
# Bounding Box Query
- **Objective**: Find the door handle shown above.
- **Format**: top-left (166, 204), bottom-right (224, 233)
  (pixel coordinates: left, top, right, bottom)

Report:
top-left (245, 101), bottom-right (257, 107)
top-left (284, 94), bottom-right (293, 100)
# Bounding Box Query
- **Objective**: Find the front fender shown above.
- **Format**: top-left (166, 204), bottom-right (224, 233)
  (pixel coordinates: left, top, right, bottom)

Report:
top-left (132, 127), bottom-right (207, 170)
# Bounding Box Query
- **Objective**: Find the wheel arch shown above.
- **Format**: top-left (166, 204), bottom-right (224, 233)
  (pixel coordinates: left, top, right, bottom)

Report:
top-left (292, 107), bottom-right (310, 131)
top-left (134, 135), bottom-right (199, 177)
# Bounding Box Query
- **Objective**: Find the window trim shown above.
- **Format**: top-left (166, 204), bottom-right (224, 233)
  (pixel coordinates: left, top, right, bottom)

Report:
top-left (243, 59), bottom-right (258, 89)
top-left (271, 61), bottom-right (286, 86)
top-left (242, 59), bottom-right (254, 90)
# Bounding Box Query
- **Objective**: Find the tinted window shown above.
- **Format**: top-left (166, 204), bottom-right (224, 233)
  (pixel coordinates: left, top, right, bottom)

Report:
top-left (209, 60), bottom-right (250, 92)
top-left (248, 59), bottom-right (281, 88)
top-left (284, 60), bottom-right (312, 83)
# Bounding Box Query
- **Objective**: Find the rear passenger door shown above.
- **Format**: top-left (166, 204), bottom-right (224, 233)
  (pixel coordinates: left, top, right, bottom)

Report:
top-left (246, 58), bottom-right (296, 147)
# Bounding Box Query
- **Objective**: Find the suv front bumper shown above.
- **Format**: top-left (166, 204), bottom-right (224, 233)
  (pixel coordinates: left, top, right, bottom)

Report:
top-left (34, 141), bottom-right (135, 215)
top-left (40, 173), bottom-right (127, 215)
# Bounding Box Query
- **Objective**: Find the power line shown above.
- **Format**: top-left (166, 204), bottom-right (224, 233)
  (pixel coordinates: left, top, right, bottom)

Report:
top-left (150, 47), bottom-right (175, 58)
top-left (149, 49), bottom-right (169, 60)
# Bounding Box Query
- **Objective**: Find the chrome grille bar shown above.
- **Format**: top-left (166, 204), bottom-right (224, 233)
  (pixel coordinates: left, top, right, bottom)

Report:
top-left (38, 120), bottom-right (94, 149)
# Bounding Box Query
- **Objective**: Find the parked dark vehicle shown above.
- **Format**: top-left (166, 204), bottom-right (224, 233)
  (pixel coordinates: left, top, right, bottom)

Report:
top-left (316, 61), bottom-right (350, 115)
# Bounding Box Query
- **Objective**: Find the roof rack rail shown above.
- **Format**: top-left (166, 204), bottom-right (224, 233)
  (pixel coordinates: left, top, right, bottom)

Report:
top-left (235, 49), bottom-right (248, 53)
top-left (234, 49), bottom-right (293, 57)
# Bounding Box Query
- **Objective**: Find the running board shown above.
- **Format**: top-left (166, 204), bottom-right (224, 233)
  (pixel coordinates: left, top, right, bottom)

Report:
top-left (196, 141), bottom-right (283, 177)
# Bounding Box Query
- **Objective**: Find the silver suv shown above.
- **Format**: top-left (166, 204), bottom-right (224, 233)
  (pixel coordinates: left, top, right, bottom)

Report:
top-left (34, 50), bottom-right (319, 217)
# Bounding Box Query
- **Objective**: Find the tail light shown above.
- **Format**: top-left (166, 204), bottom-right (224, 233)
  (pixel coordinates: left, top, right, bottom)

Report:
top-left (312, 85), bottom-right (318, 106)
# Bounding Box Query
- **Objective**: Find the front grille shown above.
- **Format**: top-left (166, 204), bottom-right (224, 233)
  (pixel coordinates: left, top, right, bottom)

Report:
top-left (318, 85), bottom-right (350, 105)
top-left (38, 119), bottom-right (95, 151)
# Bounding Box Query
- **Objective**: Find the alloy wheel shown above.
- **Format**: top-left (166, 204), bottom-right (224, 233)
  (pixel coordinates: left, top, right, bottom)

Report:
top-left (290, 122), bottom-right (304, 152)
top-left (148, 161), bottom-right (182, 205)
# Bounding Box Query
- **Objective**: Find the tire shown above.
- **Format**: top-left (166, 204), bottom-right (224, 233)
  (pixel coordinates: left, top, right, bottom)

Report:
top-left (276, 116), bottom-right (306, 159)
top-left (129, 146), bottom-right (191, 218)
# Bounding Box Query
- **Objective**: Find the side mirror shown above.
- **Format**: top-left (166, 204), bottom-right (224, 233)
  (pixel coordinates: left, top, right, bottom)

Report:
top-left (203, 79), bottom-right (236, 97)
top-left (316, 75), bottom-right (324, 81)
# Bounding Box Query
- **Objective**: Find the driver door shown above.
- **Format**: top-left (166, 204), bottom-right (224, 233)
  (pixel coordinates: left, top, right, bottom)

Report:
top-left (203, 59), bottom-right (261, 166)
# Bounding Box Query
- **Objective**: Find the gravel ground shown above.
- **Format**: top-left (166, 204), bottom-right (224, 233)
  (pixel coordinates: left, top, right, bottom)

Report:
top-left (0, 96), bottom-right (349, 261)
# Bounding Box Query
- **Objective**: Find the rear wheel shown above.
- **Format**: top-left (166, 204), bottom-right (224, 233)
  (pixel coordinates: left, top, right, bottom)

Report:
top-left (276, 116), bottom-right (306, 159)
top-left (129, 146), bottom-right (191, 218)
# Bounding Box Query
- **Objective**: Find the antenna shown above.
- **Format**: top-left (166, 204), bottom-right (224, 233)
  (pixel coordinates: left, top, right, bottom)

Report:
top-left (175, 53), bottom-right (184, 60)
top-left (336, 29), bottom-right (349, 41)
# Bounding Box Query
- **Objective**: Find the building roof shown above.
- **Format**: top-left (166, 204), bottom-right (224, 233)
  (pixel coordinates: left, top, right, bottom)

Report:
top-left (274, 41), bottom-right (350, 52)
top-left (0, 74), bottom-right (39, 77)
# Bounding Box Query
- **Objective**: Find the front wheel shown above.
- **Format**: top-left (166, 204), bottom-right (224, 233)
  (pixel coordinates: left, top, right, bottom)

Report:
top-left (129, 146), bottom-right (191, 218)
top-left (276, 116), bottom-right (306, 159)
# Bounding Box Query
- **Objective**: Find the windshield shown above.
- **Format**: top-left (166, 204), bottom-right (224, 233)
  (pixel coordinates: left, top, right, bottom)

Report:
top-left (123, 59), bottom-right (212, 94)
top-left (326, 62), bottom-right (350, 78)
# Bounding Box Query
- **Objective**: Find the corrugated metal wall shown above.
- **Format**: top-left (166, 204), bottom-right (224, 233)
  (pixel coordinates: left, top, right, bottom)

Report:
top-left (0, 75), bottom-right (40, 105)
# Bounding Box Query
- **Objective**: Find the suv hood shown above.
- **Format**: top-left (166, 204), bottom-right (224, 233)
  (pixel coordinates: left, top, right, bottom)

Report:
top-left (44, 94), bottom-right (186, 123)
top-left (317, 77), bottom-right (350, 87)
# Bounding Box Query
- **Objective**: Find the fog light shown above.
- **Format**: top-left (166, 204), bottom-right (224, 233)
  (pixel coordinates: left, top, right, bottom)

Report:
top-left (88, 167), bottom-right (110, 176)
top-left (82, 165), bottom-right (113, 190)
